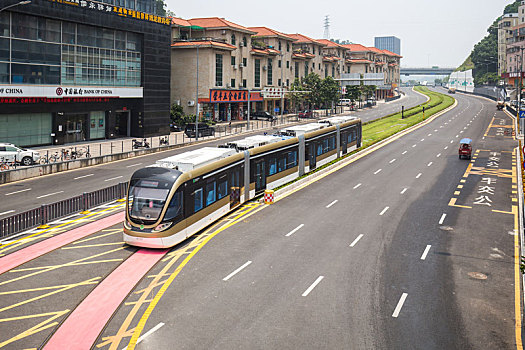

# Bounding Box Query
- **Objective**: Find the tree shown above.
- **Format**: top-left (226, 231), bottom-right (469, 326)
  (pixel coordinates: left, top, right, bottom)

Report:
top-left (320, 76), bottom-right (341, 110)
top-left (289, 78), bottom-right (307, 110)
top-left (170, 103), bottom-right (194, 126)
top-left (302, 73), bottom-right (323, 107)
top-left (345, 85), bottom-right (360, 102)
top-left (154, 0), bottom-right (167, 16)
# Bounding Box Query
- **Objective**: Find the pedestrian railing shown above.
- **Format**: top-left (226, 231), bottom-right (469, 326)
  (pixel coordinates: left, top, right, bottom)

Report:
top-left (0, 182), bottom-right (128, 238)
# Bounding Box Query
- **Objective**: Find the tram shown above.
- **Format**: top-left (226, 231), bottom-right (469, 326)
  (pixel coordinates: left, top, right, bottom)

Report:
top-left (124, 117), bottom-right (362, 248)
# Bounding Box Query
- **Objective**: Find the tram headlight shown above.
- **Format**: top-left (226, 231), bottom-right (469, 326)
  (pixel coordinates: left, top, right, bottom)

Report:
top-left (153, 222), bottom-right (173, 232)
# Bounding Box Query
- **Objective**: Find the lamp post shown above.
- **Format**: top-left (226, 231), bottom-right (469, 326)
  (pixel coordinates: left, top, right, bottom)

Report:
top-left (195, 45), bottom-right (199, 141)
top-left (0, 0), bottom-right (31, 13)
top-left (280, 53), bottom-right (284, 124)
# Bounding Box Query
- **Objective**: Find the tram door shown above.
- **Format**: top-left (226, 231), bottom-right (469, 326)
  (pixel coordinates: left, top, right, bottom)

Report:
top-left (230, 168), bottom-right (241, 207)
top-left (341, 132), bottom-right (348, 154)
top-left (254, 159), bottom-right (266, 192)
top-left (309, 143), bottom-right (317, 170)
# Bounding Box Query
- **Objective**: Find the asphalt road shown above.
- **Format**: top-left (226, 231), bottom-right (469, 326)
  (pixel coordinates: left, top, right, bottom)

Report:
top-left (94, 91), bottom-right (517, 349)
top-left (0, 88), bottom-right (425, 218)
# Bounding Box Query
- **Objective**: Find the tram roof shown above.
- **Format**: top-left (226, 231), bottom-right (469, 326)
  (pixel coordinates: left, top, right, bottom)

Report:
top-left (155, 147), bottom-right (236, 172)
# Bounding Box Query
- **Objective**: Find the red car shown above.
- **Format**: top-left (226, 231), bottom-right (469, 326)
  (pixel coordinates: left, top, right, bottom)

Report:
top-left (298, 110), bottom-right (313, 118)
top-left (458, 138), bottom-right (472, 159)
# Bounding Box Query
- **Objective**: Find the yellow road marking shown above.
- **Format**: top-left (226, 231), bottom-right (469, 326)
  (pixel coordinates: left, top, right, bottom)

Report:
top-left (492, 209), bottom-right (514, 215)
top-left (125, 204), bottom-right (267, 350)
top-left (73, 229), bottom-right (121, 245)
top-left (484, 117), bottom-right (495, 137)
top-left (61, 242), bottom-right (125, 250)
top-left (457, 185), bottom-right (464, 189)
top-left (0, 278), bottom-right (99, 295)
top-left (513, 202), bottom-right (523, 350)
top-left (454, 191), bottom-right (460, 196)
top-left (448, 198), bottom-right (472, 209)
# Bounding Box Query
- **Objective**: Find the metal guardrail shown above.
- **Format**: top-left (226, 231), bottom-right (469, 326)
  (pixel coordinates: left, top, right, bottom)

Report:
top-left (0, 182), bottom-right (127, 238)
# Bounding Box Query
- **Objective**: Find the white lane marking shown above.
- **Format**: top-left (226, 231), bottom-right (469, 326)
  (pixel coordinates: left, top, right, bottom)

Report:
top-left (455, 135), bottom-right (459, 138)
top-left (74, 174), bottom-right (94, 180)
top-left (0, 210), bottom-right (15, 216)
top-left (444, 146), bottom-right (448, 150)
top-left (440, 126), bottom-right (443, 128)
top-left (420, 245), bottom-right (432, 260)
top-left (428, 133), bottom-right (432, 136)
top-left (427, 162), bottom-right (433, 167)
top-left (379, 206), bottom-right (389, 216)
top-left (374, 169), bottom-right (382, 175)
top-left (439, 213), bottom-right (447, 225)
top-left (416, 173), bottom-right (422, 179)
top-left (302, 276), bottom-right (324, 297)
top-left (36, 191), bottom-right (64, 199)
top-left (126, 163), bottom-right (143, 168)
top-left (459, 131), bottom-right (464, 134)
top-left (286, 224), bottom-right (304, 237)
top-left (120, 323), bottom-right (165, 350)
top-left (482, 136), bottom-right (485, 140)
top-left (463, 127), bottom-right (467, 129)
top-left (349, 234), bottom-right (364, 247)
top-left (353, 183), bottom-right (362, 189)
top-left (326, 200), bottom-right (338, 208)
top-left (420, 138), bottom-right (425, 142)
top-left (434, 129), bottom-right (438, 132)
top-left (223, 261), bottom-right (252, 281)
top-left (402, 151), bottom-right (407, 155)
top-left (400, 188), bottom-right (407, 194)
top-left (412, 144), bottom-right (417, 148)
top-left (436, 153), bottom-right (441, 157)
top-left (450, 140), bottom-right (454, 144)
top-left (389, 159), bottom-right (396, 164)
top-left (392, 293), bottom-right (408, 318)
top-left (5, 188), bottom-right (31, 196)
top-left (105, 176), bottom-right (124, 182)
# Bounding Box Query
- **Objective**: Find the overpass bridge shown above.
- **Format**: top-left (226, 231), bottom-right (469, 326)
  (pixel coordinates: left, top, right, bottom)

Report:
top-left (400, 67), bottom-right (455, 76)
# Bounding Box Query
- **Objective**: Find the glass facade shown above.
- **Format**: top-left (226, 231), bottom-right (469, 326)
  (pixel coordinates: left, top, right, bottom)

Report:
top-left (0, 113), bottom-right (52, 146)
top-left (0, 12), bottom-right (141, 87)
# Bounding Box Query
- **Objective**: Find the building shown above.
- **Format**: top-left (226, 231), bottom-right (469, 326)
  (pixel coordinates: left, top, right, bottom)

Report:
top-left (503, 2), bottom-right (525, 93)
top-left (0, 0), bottom-right (171, 147)
top-left (316, 39), bottom-right (347, 80)
top-left (374, 36), bottom-right (401, 56)
top-left (498, 13), bottom-right (518, 76)
top-left (287, 33), bottom-right (326, 80)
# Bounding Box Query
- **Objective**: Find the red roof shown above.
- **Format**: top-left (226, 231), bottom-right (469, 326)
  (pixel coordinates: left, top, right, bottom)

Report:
top-left (382, 49), bottom-right (402, 58)
top-left (316, 39), bottom-right (347, 49)
top-left (249, 26), bottom-right (295, 40)
top-left (171, 40), bottom-right (237, 50)
top-left (251, 48), bottom-right (269, 55)
top-left (347, 59), bottom-right (373, 64)
top-left (367, 47), bottom-right (384, 54)
top-left (342, 44), bottom-right (370, 52)
top-left (171, 17), bottom-right (191, 27)
top-left (187, 17), bottom-right (256, 34)
top-left (288, 33), bottom-right (325, 46)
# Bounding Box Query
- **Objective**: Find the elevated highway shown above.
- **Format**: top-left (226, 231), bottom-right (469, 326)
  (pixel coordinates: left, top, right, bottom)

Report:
top-left (400, 67), bottom-right (455, 76)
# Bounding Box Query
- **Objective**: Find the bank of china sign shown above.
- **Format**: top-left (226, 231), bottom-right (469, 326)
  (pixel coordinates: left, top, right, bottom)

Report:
top-left (0, 86), bottom-right (143, 99)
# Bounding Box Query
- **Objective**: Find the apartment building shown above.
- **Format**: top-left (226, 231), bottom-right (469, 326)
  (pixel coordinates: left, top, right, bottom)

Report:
top-left (288, 34), bottom-right (326, 81)
top-left (316, 39), bottom-right (347, 80)
top-left (498, 13), bottom-right (518, 76)
top-left (503, 2), bottom-right (525, 89)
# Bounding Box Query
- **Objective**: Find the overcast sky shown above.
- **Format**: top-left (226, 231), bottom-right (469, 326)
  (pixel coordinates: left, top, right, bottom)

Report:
top-left (166, 0), bottom-right (513, 68)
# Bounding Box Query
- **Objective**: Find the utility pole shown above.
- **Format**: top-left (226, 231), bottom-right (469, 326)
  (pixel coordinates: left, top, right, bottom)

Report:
top-left (195, 45), bottom-right (199, 140)
top-left (280, 53), bottom-right (284, 124)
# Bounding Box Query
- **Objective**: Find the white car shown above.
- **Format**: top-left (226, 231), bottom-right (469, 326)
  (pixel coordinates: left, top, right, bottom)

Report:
top-left (0, 143), bottom-right (40, 166)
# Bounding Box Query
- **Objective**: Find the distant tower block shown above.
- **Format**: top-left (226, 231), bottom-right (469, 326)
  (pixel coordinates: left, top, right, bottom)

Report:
top-left (323, 15), bottom-right (330, 39)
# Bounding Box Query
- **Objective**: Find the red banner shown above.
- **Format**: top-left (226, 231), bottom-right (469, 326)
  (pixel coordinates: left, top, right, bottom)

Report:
top-left (209, 89), bottom-right (263, 103)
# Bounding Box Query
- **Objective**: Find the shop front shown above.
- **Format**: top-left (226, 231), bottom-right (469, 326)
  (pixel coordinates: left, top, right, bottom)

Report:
top-left (199, 89), bottom-right (263, 122)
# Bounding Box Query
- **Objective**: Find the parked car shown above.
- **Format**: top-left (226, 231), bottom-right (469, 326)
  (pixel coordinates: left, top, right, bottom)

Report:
top-left (0, 143), bottom-right (40, 166)
top-left (184, 123), bottom-right (215, 138)
top-left (250, 111), bottom-right (276, 122)
top-left (169, 123), bottom-right (182, 132)
top-left (338, 99), bottom-right (351, 107)
top-left (365, 99), bottom-right (376, 107)
top-left (298, 110), bottom-right (313, 118)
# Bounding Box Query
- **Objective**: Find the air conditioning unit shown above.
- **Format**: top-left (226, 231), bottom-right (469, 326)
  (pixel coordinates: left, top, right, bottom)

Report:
top-left (240, 42), bottom-right (244, 47)
top-left (240, 63), bottom-right (245, 68)
top-left (175, 100), bottom-right (180, 106)
top-left (226, 83), bottom-right (231, 88)
top-left (262, 65), bottom-right (267, 71)
top-left (233, 64), bottom-right (238, 70)
top-left (188, 100), bottom-right (195, 106)
top-left (222, 30), bottom-right (226, 35)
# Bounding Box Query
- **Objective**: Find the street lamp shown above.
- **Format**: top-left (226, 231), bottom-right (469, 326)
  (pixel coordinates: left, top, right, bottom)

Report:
top-left (0, 0), bottom-right (31, 13)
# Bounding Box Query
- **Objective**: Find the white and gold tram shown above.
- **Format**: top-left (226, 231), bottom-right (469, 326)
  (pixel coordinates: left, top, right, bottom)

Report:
top-left (124, 117), bottom-right (362, 248)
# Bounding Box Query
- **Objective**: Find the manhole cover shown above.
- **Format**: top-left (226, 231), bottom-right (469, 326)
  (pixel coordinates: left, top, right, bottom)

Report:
top-left (468, 272), bottom-right (487, 280)
top-left (439, 226), bottom-right (454, 231)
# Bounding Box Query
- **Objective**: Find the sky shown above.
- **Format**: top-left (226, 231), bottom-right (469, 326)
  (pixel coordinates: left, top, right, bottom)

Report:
top-left (166, 0), bottom-right (514, 68)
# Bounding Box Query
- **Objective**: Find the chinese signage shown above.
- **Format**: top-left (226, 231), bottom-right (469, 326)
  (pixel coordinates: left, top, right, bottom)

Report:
top-left (47, 0), bottom-right (170, 25)
top-left (262, 87), bottom-right (286, 99)
top-left (0, 85), bottom-right (143, 99)
top-left (209, 89), bottom-right (263, 103)
top-left (1, 97), bottom-right (114, 104)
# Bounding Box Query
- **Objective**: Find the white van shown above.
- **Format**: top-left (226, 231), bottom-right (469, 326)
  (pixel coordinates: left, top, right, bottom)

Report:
top-left (338, 99), bottom-right (351, 107)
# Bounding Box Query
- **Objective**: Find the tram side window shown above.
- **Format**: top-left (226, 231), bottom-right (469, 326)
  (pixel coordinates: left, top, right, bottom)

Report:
top-left (218, 177), bottom-right (228, 199)
top-left (329, 136), bottom-right (336, 150)
top-left (323, 138), bottom-right (329, 153)
top-left (164, 190), bottom-right (183, 221)
top-left (206, 181), bottom-right (216, 206)
top-left (278, 156), bottom-right (287, 172)
top-left (269, 158), bottom-right (277, 175)
top-left (194, 188), bottom-right (203, 212)
top-left (317, 143), bottom-right (323, 156)
top-left (287, 150), bottom-right (297, 168)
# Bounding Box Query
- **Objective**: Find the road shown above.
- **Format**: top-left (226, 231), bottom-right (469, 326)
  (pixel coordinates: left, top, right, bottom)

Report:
top-left (0, 89), bottom-right (518, 349)
top-left (0, 87), bottom-right (425, 218)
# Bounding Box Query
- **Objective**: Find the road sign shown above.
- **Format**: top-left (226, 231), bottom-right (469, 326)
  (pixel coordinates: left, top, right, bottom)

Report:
top-left (520, 111), bottom-right (525, 119)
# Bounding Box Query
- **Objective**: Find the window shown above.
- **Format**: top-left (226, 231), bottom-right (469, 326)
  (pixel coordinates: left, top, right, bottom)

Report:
top-left (243, 36), bottom-right (247, 47)
top-left (323, 139), bottom-right (329, 153)
top-left (278, 78), bottom-right (281, 86)
top-left (295, 62), bottom-right (299, 78)
top-left (218, 177), bottom-right (228, 199)
top-left (206, 181), bottom-right (216, 206)
top-left (304, 63), bottom-right (308, 77)
top-left (313, 46), bottom-right (315, 54)
top-left (278, 157), bottom-right (286, 172)
top-left (332, 65), bottom-right (335, 77)
top-left (243, 79), bottom-right (247, 88)
top-left (286, 60), bottom-right (290, 68)
top-left (216, 54), bottom-right (223, 86)
top-left (267, 58), bottom-right (273, 85)
top-left (287, 43), bottom-right (290, 52)
top-left (164, 190), bottom-right (183, 221)
top-left (325, 64), bottom-right (328, 78)
top-left (255, 59), bottom-right (261, 87)
top-left (317, 144), bottom-right (322, 156)
top-left (231, 78), bottom-right (236, 88)
top-left (278, 60), bottom-right (282, 68)
top-left (269, 158), bottom-right (277, 175)
top-left (194, 188), bottom-right (203, 212)
top-left (278, 41), bottom-right (282, 51)
top-left (286, 78), bottom-right (289, 86)
top-left (231, 34), bottom-right (236, 45)
top-left (231, 56), bottom-right (236, 65)
top-left (329, 136), bottom-right (336, 150)
top-left (287, 151), bottom-right (297, 168)
top-left (243, 57), bottom-right (247, 67)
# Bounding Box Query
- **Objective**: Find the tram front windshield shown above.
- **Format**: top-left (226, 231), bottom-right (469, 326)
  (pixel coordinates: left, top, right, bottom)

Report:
top-left (128, 179), bottom-right (171, 221)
